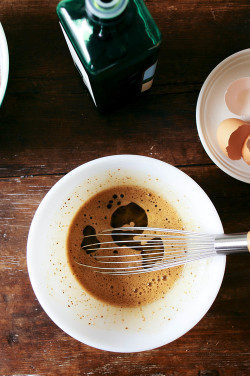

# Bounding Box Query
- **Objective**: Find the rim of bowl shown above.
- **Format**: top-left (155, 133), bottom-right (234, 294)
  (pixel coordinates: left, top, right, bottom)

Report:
top-left (27, 155), bottom-right (226, 352)
top-left (0, 23), bottom-right (9, 106)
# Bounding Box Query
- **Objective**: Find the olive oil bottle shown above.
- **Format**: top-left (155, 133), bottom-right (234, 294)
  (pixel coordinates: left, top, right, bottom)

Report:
top-left (57, 0), bottom-right (162, 111)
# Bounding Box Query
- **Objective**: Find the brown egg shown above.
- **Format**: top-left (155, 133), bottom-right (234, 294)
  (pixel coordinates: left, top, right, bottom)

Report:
top-left (216, 118), bottom-right (250, 159)
top-left (242, 135), bottom-right (250, 165)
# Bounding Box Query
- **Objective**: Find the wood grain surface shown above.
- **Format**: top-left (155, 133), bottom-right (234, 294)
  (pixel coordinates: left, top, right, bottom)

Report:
top-left (0, 0), bottom-right (249, 375)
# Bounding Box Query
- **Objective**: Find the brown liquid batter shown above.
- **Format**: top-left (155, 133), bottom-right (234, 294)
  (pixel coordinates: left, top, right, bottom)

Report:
top-left (67, 185), bottom-right (184, 307)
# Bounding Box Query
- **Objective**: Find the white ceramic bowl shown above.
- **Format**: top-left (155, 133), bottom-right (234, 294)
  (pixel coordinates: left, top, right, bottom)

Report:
top-left (196, 49), bottom-right (250, 183)
top-left (27, 155), bottom-right (226, 352)
top-left (0, 23), bottom-right (9, 106)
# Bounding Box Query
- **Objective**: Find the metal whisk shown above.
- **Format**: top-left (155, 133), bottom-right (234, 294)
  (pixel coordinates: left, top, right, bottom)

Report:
top-left (76, 227), bottom-right (250, 275)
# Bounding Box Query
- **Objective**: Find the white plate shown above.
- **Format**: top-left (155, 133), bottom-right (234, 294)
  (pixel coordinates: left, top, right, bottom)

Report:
top-left (196, 49), bottom-right (250, 184)
top-left (0, 23), bottom-right (9, 106)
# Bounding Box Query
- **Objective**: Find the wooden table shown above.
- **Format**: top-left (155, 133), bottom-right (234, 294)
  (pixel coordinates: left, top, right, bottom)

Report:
top-left (0, 0), bottom-right (249, 375)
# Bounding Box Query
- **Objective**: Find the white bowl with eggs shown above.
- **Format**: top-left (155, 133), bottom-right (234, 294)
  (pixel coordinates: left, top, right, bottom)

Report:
top-left (0, 23), bottom-right (9, 106)
top-left (27, 155), bottom-right (226, 352)
top-left (196, 49), bottom-right (250, 183)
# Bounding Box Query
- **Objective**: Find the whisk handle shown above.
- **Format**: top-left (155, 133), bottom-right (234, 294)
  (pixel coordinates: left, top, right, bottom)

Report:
top-left (214, 232), bottom-right (250, 254)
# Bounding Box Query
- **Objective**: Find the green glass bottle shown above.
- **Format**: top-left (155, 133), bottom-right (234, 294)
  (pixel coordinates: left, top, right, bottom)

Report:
top-left (56, 0), bottom-right (162, 111)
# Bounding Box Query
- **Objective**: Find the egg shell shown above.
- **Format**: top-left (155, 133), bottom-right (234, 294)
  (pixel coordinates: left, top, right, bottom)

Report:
top-left (242, 135), bottom-right (250, 165)
top-left (227, 124), bottom-right (250, 160)
top-left (225, 77), bottom-right (250, 116)
top-left (216, 118), bottom-right (246, 158)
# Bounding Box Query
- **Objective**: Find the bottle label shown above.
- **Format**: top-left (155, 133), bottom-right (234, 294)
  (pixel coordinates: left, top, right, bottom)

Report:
top-left (59, 23), bottom-right (97, 106)
top-left (141, 62), bottom-right (158, 92)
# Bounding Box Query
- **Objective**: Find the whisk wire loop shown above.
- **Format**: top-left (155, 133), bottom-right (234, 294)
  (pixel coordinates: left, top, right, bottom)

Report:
top-left (76, 227), bottom-right (249, 275)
